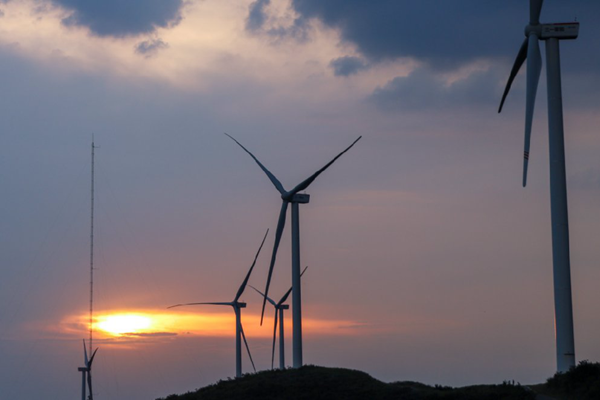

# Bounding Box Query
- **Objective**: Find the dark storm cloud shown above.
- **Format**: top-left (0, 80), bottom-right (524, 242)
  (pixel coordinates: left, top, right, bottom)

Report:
top-left (330, 56), bottom-right (368, 77)
top-left (135, 38), bottom-right (169, 57)
top-left (246, 0), bottom-right (270, 32)
top-left (290, 0), bottom-right (600, 71)
top-left (291, 0), bottom-right (521, 69)
top-left (53, 0), bottom-right (183, 37)
top-left (369, 67), bottom-right (501, 112)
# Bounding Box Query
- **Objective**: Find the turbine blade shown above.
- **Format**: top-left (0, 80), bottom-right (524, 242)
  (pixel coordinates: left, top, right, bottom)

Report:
top-left (249, 285), bottom-right (277, 306)
top-left (498, 39), bottom-right (528, 113)
top-left (88, 348), bottom-right (99, 367)
top-left (530, 0), bottom-right (544, 25)
top-left (277, 266), bottom-right (308, 306)
top-left (523, 34), bottom-right (542, 187)
top-left (260, 201), bottom-right (289, 325)
top-left (168, 302), bottom-right (232, 309)
top-left (271, 309), bottom-right (278, 370)
top-left (234, 229), bottom-right (269, 302)
top-left (278, 287), bottom-right (293, 307)
top-left (83, 339), bottom-right (89, 366)
top-left (240, 323), bottom-right (256, 373)
top-left (224, 133), bottom-right (286, 195)
top-left (289, 137), bottom-right (362, 195)
top-left (87, 371), bottom-right (93, 400)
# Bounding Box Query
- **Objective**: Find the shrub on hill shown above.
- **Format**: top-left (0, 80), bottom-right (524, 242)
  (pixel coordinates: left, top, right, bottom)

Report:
top-left (542, 360), bottom-right (600, 399)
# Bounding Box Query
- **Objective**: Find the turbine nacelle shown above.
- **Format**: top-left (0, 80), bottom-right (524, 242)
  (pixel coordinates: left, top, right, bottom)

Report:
top-left (526, 22), bottom-right (579, 40)
top-left (282, 193), bottom-right (310, 203)
top-left (233, 302), bottom-right (247, 308)
top-left (540, 23), bottom-right (579, 40)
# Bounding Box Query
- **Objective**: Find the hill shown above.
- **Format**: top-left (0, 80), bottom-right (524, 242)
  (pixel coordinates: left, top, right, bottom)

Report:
top-left (158, 361), bottom-right (600, 400)
top-left (156, 365), bottom-right (535, 400)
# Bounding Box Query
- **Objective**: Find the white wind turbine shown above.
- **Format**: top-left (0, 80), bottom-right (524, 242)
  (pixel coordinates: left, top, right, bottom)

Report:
top-left (250, 266), bottom-right (308, 370)
top-left (168, 230), bottom-right (268, 378)
top-left (225, 133), bottom-right (361, 368)
top-left (498, 0), bottom-right (579, 372)
top-left (78, 340), bottom-right (98, 400)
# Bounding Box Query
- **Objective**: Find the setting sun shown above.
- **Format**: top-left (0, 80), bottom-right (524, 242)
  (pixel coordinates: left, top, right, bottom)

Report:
top-left (97, 314), bottom-right (152, 335)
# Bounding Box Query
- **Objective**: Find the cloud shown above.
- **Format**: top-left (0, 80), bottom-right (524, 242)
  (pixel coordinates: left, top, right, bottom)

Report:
top-left (0, 0), bottom-right (9, 17)
top-left (246, 0), bottom-right (270, 32)
top-left (290, 0), bottom-right (600, 71)
top-left (122, 331), bottom-right (178, 337)
top-left (330, 56), bottom-right (368, 77)
top-left (135, 38), bottom-right (169, 57)
top-left (290, 0), bottom-right (520, 69)
top-left (245, 0), bottom-right (308, 40)
top-left (369, 66), bottom-right (501, 112)
top-left (53, 0), bottom-right (184, 37)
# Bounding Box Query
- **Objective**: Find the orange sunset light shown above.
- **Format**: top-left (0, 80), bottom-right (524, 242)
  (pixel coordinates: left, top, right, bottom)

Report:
top-left (89, 310), bottom-right (237, 338)
top-left (96, 314), bottom-right (152, 335)
top-left (80, 310), bottom-right (363, 339)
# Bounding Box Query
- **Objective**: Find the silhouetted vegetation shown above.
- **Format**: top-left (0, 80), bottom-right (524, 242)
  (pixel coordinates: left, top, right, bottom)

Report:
top-left (156, 365), bottom-right (535, 400)
top-left (531, 360), bottom-right (600, 399)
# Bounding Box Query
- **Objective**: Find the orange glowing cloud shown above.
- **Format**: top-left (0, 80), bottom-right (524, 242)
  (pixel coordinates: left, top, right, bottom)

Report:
top-left (60, 309), bottom-right (368, 341)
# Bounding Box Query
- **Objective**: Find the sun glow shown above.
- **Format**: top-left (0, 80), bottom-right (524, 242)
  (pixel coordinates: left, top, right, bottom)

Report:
top-left (97, 314), bottom-right (152, 335)
top-left (66, 309), bottom-right (366, 340)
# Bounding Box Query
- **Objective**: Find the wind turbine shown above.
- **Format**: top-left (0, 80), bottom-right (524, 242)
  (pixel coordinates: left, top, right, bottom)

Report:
top-left (225, 133), bottom-right (361, 368)
top-left (168, 230), bottom-right (268, 378)
top-left (250, 266), bottom-right (308, 370)
top-left (498, 0), bottom-right (579, 372)
top-left (78, 339), bottom-right (98, 400)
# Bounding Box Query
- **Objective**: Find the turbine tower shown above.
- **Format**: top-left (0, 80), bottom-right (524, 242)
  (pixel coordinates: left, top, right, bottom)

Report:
top-left (250, 266), bottom-right (308, 370)
top-left (169, 230), bottom-right (268, 378)
top-left (226, 133), bottom-right (361, 368)
top-left (498, 0), bottom-right (579, 372)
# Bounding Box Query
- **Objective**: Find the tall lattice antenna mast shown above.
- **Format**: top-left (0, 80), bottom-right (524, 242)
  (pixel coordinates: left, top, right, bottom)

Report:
top-left (89, 139), bottom-right (96, 354)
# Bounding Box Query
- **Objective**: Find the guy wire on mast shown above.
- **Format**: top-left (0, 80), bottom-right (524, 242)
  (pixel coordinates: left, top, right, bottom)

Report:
top-left (89, 140), bottom-right (96, 354)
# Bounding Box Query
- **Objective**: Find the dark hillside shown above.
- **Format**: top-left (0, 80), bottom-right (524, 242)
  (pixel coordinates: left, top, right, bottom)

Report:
top-left (157, 365), bottom-right (534, 400)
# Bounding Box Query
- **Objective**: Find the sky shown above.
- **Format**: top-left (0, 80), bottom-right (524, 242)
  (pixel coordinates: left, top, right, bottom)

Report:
top-left (1, 0), bottom-right (600, 398)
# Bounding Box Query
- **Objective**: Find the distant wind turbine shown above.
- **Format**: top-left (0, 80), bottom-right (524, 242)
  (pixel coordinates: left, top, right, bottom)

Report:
top-left (78, 339), bottom-right (98, 400)
top-left (250, 266), bottom-right (308, 370)
top-left (168, 230), bottom-right (268, 378)
top-left (498, 0), bottom-right (579, 372)
top-left (225, 133), bottom-right (361, 368)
